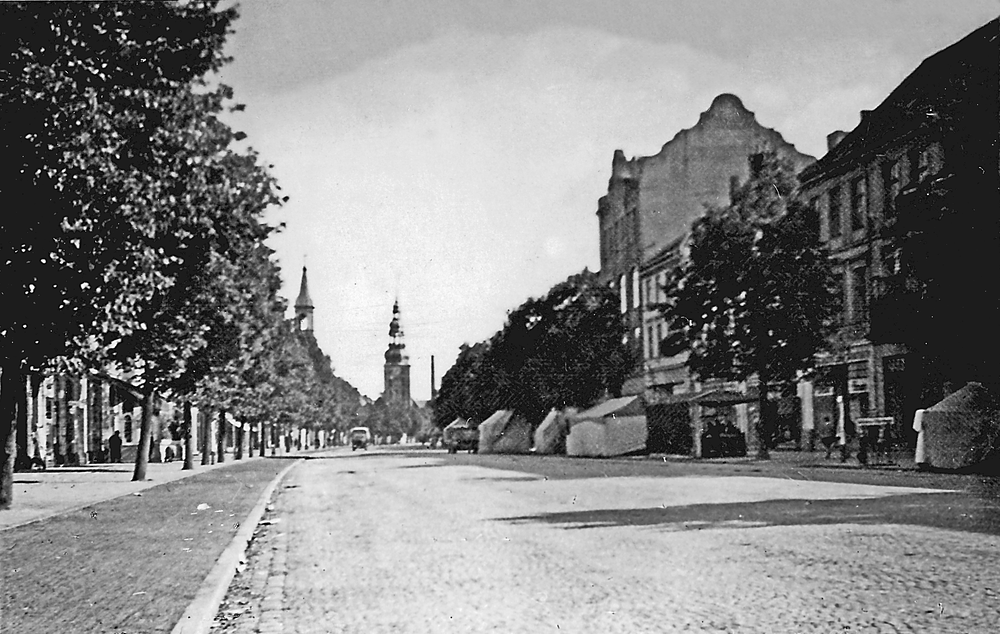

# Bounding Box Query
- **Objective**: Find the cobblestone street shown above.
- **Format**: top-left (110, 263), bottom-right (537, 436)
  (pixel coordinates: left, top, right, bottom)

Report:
top-left (213, 450), bottom-right (1000, 633)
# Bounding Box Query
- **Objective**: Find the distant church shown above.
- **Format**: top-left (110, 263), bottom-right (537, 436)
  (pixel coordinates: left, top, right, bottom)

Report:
top-left (382, 300), bottom-right (411, 406)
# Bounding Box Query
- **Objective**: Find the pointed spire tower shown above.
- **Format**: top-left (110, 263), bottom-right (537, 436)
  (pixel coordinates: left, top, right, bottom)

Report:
top-left (383, 299), bottom-right (411, 406)
top-left (294, 266), bottom-right (314, 332)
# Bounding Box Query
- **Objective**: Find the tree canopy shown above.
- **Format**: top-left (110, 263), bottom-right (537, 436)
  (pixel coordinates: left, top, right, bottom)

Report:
top-left (0, 1), bottom-right (362, 504)
top-left (661, 151), bottom-right (836, 457)
top-left (435, 269), bottom-right (634, 427)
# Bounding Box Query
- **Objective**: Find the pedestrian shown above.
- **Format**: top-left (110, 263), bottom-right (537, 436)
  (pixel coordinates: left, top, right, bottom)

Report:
top-left (820, 415), bottom-right (837, 459)
top-left (108, 430), bottom-right (123, 463)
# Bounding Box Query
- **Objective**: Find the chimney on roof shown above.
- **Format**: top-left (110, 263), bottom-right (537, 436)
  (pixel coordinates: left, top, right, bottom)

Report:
top-left (827, 130), bottom-right (848, 152)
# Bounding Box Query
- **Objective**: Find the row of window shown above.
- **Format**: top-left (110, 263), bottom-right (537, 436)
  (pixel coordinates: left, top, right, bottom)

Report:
top-left (818, 144), bottom-right (939, 240)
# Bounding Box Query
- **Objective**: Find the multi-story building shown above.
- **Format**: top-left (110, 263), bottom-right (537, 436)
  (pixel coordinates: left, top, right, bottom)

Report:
top-left (596, 93), bottom-right (814, 396)
top-left (798, 18), bottom-right (998, 444)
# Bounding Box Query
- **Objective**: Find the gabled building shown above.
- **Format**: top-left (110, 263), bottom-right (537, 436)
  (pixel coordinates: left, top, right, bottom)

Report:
top-left (798, 18), bottom-right (999, 444)
top-left (596, 93), bottom-right (814, 396)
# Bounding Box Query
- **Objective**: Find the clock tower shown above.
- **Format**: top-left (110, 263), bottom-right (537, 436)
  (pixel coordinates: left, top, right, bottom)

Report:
top-left (383, 300), bottom-right (411, 406)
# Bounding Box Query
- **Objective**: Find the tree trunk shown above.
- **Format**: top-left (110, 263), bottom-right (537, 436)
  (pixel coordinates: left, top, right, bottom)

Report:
top-left (200, 408), bottom-right (211, 466)
top-left (234, 423), bottom-right (244, 460)
top-left (258, 421), bottom-right (266, 458)
top-left (131, 391), bottom-right (154, 482)
top-left (216, 410), bottom-right (226, 463)
top-left (30, 375), bottom-right (42, 463)
top-left (14, 370), bottom-right (30, 471)
top-left (182, 401), bottom-right (195, 471)
top-left (756, 379), bottom-right (771, 460)
top-left (0, 360), bottom-right (22, 509)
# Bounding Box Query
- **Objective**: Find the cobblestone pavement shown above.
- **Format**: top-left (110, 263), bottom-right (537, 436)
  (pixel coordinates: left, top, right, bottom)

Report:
top-left (212, 450), bottom-right (1000, 634)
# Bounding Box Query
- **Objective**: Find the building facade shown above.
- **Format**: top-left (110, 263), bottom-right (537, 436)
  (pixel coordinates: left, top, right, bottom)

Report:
top-left (596, 93), bottom-right (815, 396)
top-left (798, 18), bottom-right (999, 444)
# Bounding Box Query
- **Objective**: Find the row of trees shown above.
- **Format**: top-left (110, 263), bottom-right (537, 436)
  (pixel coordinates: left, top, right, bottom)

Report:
top-left (0, 2), bottom-right (359, 509)
top-left (434, 269), bottom-right (636, 427)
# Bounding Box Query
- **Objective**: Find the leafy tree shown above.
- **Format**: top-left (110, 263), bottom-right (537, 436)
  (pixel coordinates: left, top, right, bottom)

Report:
top-left (298, 331), bottom-right (365, 440)
top-left (0, 1), bottom-right (245, 505)
top-left (434, 341), bottom-right (501, 428)
top-left (661, 151), bottom-right (836, 458)
top-left (884, 112), bottom-right (1000, 403)
top-left (434, 270), bottom-right (634, 427)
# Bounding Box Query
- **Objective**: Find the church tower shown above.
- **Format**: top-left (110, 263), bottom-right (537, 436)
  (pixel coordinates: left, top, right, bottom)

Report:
top-left (294, 266), bottom-right (314, 332)
top-left (383, 300), bottom-right (411, 406)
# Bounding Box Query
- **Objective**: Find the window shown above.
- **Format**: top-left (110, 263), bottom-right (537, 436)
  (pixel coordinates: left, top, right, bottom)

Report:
top-left (828, 185), bottom-right (842, 238)
top-left (619, 274), bottom-right (627, 314)
top-left (645, 278), bottom-right (654, 308)
top-left (647, 326), bottom-right (656, 359)
top-left (632, 269), bottom-right (640, 309)
top-left (851, 267), bottom-right (868, 322)
top-left (831, 272), bottom-right (846, 324)
top-left (850, 176), bottom-right (866, 231)
top-left (881, 160), bottom-right (900, 219)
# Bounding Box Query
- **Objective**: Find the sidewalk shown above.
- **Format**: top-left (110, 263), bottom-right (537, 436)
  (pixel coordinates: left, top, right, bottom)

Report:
top-left (700, 445), bottom-right (919, 470)
top-left (1, 454), bottom-right (303, 634)
top-left (2, 457), bottom-right (243, 531)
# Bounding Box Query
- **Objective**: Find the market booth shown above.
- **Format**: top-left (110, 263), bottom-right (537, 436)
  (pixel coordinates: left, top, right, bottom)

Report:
top-left (478, 410), bottom-right (533, 454)
top-left (566, 396), bottom-right (647, 457)
top-left (914, 382), bottom-right (1000, 471)
top-left (533, 408), bottom-right (573, 454)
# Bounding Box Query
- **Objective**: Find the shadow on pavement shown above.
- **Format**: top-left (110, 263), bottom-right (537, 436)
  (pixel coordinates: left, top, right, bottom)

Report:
top-left (501, 491), bottom-right (1000, 536)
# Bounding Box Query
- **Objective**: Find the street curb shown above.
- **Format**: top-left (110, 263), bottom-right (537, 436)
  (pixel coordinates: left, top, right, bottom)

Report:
top-left (171, 458), bottom-right (303, 634)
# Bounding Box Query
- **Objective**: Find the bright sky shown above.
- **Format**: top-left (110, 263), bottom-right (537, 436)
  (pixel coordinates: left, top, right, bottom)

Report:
top-left (216, 0), bottom-right (998, 400)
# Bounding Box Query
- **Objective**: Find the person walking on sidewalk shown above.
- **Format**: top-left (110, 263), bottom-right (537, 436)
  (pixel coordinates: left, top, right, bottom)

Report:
top-left (108, 431), bottom-right (123, 463)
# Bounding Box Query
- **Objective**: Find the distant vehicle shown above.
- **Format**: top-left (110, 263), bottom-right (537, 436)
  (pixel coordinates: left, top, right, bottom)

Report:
top-left (443, 419), bottom-right (479, 454)
top-left (350, 426), bottom-right (371, 451)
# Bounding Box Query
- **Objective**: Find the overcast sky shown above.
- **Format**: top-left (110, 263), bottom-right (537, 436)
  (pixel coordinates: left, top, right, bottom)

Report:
top-left (216, 0), bottom-right (998, 400)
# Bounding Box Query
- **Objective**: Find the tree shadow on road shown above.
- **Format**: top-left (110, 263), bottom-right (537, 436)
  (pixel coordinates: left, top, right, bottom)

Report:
top-left (501, 492), bottom-right (1000, 536)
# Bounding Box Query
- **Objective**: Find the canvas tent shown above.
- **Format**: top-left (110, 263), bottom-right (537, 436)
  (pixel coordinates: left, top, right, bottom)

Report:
top-left (478, 410), bottom-right (533, 454)
top-left (533, 409), bottom-right (573, 454)
top-left (914, 382), bottom-right (1000, 470)
top-left (566, 396), bottom-right (647, 457)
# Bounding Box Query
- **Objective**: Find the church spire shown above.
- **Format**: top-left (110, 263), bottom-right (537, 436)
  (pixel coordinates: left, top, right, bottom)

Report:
top-left (294, 266), bottom-right (314, 331)
top-left (384, 299), bottom-right (407, 363)
top-left (383, 299), bottom-right (411, 406)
